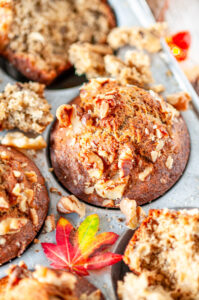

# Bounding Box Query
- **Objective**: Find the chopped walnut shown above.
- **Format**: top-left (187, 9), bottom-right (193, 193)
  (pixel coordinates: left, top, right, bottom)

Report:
top-left (0, 217), bottom-right (28, 235)
top-left (43, 214), bottom-right (56, 233)
top-left (25, 171), bottom-right (37, 183)
top-left (118, 146), bottom-right (134, 178)
top-left (0, 237), bottom-right (6, 245)
top-left (13, 170), bottom-right (21, 178)
top-left (69, 42), bottom-right (112, 78)
top-left (138, 166), bottom-right (153, 181)
top-left (166, 91), bottom-right (191, 111)
top-left (120, 198), bottom-right (146, 229)
top-left (80, 151), bottom-right (104, 179)
top-left (1, 132), bottom-right (47, 150)
top-left (30, 208), bottom-right (39, 226)
top-left (57, 195), bottom-right (85, 219)
top-left (108, 22), bottom-right (167, 52)
top-left (150, 84), bottom-right (165, 93)
top-left (95, 176), bottom-right (128, 200)
top-left (0, 82), bottom-right (53, 133)
top-left (165, 156), bottom-right (173, 170)
top-left (56, 104), bottom-right (82, 134)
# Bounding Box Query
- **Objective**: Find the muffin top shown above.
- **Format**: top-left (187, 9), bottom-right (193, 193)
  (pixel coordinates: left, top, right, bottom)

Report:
top-left (0, 262), bottom-right (102, 300)
top-left (55, 78), bottom-right (188, 205)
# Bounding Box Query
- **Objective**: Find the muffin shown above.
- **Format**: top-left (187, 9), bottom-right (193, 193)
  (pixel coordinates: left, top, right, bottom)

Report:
top-left (50, 78), bottom-right (190, 207)
top-left (0, 0), bottom-right (116, 85)
top-left (122, 209), bottom-right (199, 299)
top-left (0, 145), bottom-right (49, 264)
top-left (0, 262), bottom-right (103, 300)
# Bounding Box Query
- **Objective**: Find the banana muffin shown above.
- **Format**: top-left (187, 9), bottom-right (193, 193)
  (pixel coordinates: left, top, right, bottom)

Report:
top-left (0, 145), bottom-right (49, 264)
top-left (0, 0), bottom-right (116, 85)
top-left (50, 78), bottom-right (190, 207)
top-left (123, 209), bottom-right (199, 300)
top-left (0, 262), bottom-right (103, 300)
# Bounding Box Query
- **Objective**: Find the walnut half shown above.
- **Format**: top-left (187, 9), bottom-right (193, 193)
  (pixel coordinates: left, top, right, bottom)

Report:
top-left (120, 198), bottom-right (146, 230)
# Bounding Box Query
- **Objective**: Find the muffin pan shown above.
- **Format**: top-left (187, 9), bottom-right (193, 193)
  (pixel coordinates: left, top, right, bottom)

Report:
top-left (0, 0), bottom-right (199, 299)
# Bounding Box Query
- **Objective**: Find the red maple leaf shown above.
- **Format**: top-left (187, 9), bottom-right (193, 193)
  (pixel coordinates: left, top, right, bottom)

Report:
top-left (42, 214), bottom-right (122, 276)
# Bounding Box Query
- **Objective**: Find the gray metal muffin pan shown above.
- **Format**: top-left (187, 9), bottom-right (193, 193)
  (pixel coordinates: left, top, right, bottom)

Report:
top-left (0, 0), bottom-right (199, 299)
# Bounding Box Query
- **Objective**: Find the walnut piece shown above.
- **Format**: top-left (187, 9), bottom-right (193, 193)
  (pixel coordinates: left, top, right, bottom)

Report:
top-left (57, 195), bottom-right (85, 219)
top-left (120, 198), bottom-right (146, 230)
top-left (166, 91), bottom-right (191, 111)
top-left (0, 217), bottom-right (28, 235)
top-left (0, 82), bottom-right (53, 133)
top-left (1, 132), bottom-right (47, 150)
top-left (30, 208), bottom-right (39, 226)
top-left (43, 214), bottom-right (56, 233)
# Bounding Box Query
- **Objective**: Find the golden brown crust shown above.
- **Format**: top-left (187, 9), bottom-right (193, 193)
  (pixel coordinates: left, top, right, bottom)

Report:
top-left (0, 146), bottom-right (49, 265)
top-left (50, 79), bottom-right (190, 207)
top-left (0, 0), bottom-right (116, 84)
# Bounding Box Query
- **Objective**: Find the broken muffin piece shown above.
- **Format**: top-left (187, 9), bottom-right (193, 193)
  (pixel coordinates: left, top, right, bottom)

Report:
top-left (69, 42), bottom-right (113, 78)
top-left (124, 208), bottom-right (199, 299)
top-left (69, 43), bottom-right (153, 88)
top-left (0, 82), bottom-right (53, 133)
top-left (0, 0), bottom-right (116, 84)
top-left (107, 22), bottom-right (167, 52)
top-left (166, 91), bottom-right (191, 111)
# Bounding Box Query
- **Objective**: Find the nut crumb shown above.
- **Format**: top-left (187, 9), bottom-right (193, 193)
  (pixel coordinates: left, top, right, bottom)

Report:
top-left (57, 195), bottom-right (85, 219)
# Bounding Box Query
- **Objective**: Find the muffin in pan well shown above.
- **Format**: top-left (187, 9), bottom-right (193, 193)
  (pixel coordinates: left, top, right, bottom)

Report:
top-left (0, 262), bottom-right (104, 300)
top-left (119, 208), bottom-right (199, 300)
top-left (50, 78), bottom-right (190, 208)
top-left (0, 0), bottom-right (116, 85)
top-left (0, 145), bottom-right (49, 265)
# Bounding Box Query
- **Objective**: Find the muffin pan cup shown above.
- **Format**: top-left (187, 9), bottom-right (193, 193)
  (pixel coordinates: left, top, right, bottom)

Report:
top-left (0, 0), bottom-right (199, 299)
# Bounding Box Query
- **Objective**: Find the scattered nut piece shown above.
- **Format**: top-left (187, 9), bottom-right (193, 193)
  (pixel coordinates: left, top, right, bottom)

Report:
top-left (43, 215), bottom-right (56, 233)
top-left (50, 187), bottom-right (62, 196)
top-left (1, 132), bottom-right (46, 150)
top-left (166, 91), bottom-right (191, 111)
top-left (57, 195), bottom-right (85, 219)
top-left (120, 198), bottom-right (146, 229)
top-left (150, 84), bottom-right (165, 93)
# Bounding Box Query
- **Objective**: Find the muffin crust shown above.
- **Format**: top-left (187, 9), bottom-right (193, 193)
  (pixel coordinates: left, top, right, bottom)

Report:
top-left (0, 146), bottom-right (49, 264)
top-left (50, 79), bottom-right (190, 207)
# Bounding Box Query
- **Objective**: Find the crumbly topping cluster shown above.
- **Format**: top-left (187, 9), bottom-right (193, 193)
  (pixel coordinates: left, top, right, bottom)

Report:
top-left (0, 82), bottom-right (53, 133)
top-left (56, 78), bottom-right (179, 200)
top-left (0, 149), bottom-right (39, 238)
top-left (124, 209), bottom-right (199, 300)
top-left (0, 0), bottom-right (114, 73)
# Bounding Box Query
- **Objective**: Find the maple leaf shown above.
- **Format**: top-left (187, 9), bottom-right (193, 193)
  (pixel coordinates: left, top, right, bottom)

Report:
top-left (42, 214), bottom-right (122, 276)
